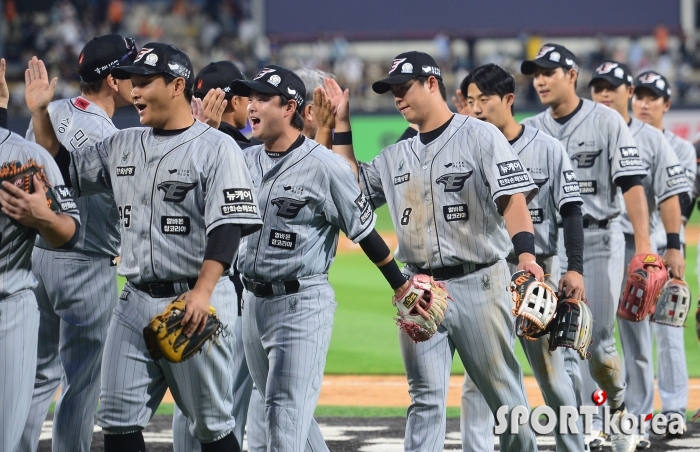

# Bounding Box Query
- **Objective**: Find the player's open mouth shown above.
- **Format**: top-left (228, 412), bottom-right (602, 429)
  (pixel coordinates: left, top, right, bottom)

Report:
top-left (538, 90), bottom-right (550, 97)
top-left (134, 102), bottom-right (147, 114)
top-left (250, 117), bottom-right (261, 128)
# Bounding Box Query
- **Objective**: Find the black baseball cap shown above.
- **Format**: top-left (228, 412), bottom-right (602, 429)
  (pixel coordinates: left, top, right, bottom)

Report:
top-left (77, 34), bottom-right (137, 83)
top-left (230, 65), bottom-right (306, 112)
top-left (634, 70), bottom-right (672, 100)
top-left (194, 61), bottom-right (245, 100)
top-left (589, 61), bottom-right (634, 88)
top-left (372, 51), bottom-right (443, 94)
top-left (521, 44), bottom-right (579, 75)
top-left (111, 43), bottom-right (195, 88)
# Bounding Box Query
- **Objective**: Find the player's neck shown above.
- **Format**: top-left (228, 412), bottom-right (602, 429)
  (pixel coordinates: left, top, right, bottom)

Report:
top-left (617, 109), bottom-right (631, 125)
top-left (651, 118), bottom-right (664, 131)
top-left (417, 103), bottom-right (453, 133)
top-left (264, 127), bottom-right (301, 152)
top-left (159, 104), bottom-right (197, 130)
top-left (501, 117), bottom-right (522, 142)
top-left (82, 92), bottom-right (117, 118)
top-left (549, 95), bottom-right (580, 119)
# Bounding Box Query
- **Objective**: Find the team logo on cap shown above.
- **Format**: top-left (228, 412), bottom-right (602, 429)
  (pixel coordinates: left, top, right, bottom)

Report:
top-left (134, 48), bottom-right (154, 63)
top-left (401, 63), bottom-right (413, 73)
top-left (196, 78), bottom-right (203, 89)
top-left (389, 58), bottom-right (407, 74)
top-left (535, 46), bottom-right (556, 59)
top-left (638, 73), bottom-right (662, 84)
top-left (254, 68), bottom-right (276, 80)
top-left (268, 75), bottom-right (281, 87)
top-left (596, 62), bottom-right (618, 74)
top-left (79, 52), bottom-right (84, 64)
top-left (145, 54), bottom-right (158, 66)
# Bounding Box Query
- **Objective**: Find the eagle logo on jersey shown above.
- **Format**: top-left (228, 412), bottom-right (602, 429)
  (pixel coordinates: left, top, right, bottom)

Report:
top-left (271, 197), bottom-right (310, 219)
top-left (157, 181), bottom-right (198, 203)
top-left (436, 171), bottom-right (472, 192)
top-left (570, 149), bottom-right (603, 168)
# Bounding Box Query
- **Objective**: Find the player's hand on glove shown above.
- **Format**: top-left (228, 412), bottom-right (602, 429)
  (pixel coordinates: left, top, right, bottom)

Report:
top-left (0, 58), bottom-right (9, 109)
top-left (663, 248), bottom-right (685, 279)
top-left (200, 88), bottom-right (227, 129)
top-left (393, 274), bottom-right (451, 342)
top-left (517, 253), bottom-right (544, 281)
top-left (558, 270), bottom-right (585, 300)
top-left (313, 86), bottom-right (335, 130)
top-left (324, 77), bottom-right (350, 124)
top-left (0, 174), bottom-right (55, 228)
top-left (452, 89), bottom-right (471, 116)
top-left (25, 56), bottom-right (57, 115)
top-left (178, 288), bottom-right (212, 337)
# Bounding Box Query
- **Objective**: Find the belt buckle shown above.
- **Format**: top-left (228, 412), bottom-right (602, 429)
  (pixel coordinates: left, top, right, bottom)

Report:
top-left (147, 282), bottom-right (164, 298)
top-left (252, 281), bottom-right (266, 297)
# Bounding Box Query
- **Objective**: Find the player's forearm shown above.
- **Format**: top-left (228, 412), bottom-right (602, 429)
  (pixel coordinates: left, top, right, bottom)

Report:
top-left (315, 126), bottom-right (332, 149)
top-left (500, 193), bottom-right (535, 237)
top-left (359, 229), bottom-right (408, 291)
top-left (622, 185), bottom-right (652, 253)
top-left (193, 259), bottom-right (226, 296)
top-left (37, 214), bottom-right (78, 248)
top-left (659, 195), bottom-right (681, 235)
top-left (331, 122), bottom-right (359, 179)
top-left (31, 109), bottom-right (60, 156)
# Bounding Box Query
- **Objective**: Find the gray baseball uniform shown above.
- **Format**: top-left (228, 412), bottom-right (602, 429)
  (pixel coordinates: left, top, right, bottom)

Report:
top-left (617, 118), bottom-right (689, 439)
top-left (21, 96), bottom-right (121, 452)
top-left (0, 128), bottom-right (80, 452)
top-left (460, 125), bottom-right (585, 452)
top-left (63, 120), bottom-right (262, 443)
top-left (359, 114), bottom-right (539, 451)
top-left (523, 98), bottom-right (646, 431)
top-left (240, 136), bottom-right (375, 452)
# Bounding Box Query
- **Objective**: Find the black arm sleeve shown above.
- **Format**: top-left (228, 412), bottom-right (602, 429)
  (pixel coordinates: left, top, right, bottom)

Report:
top-left (0, 107), bottom-right (7, 129)
top-left (204, 224), bottom-right (242, 271)
top-left (615, 175), bottom-right (644, 193)
top-left (359, 229), bottom-right (407, 290)
top-left (560, 202), bottom-right (584, 274)
top-left (679, 192), bottom-right (693, 220)
top-left (57, 217), bottom-right (81, 250)
top-left (55, 144), bottom-right (72, 188)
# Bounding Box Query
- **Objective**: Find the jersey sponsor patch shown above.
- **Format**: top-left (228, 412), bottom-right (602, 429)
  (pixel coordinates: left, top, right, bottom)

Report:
top-left (571, 149), bottom-right (603, 168)
top-left (563, 170), bottom-right (578, 182)
top-left (119, 290), bottom-right (129, 300)
top-left (529, 208), bottom-right (544, 224)
top-left (157, 181), bottom-right (197, 203)
top-left (619, 146), bottom-right (639, 158)
top-left (578, 180), bottom-right (597, 194)
top-left (443, 204), bottom-right (468, 222)
top-left (497, 160), bottom-right (524, 176)
top-left (666, 165), bottom-right (684, 177)
top-left (667, 176), bottom-right (687, 188)
top-left (161, 216), bottom-right (190, 235)
top-left (435, 171), bottom-right (472, 192)
top-left (394, 173), bottom-right (410, 185)
top-left (269, 229), bottom-right (297, 250)
top-left (59, 199), bottom-right (78, 211)
top-left (271, 197), bottom-right (309, 219)
top-left (221, 204), bottom-right (258, 215)
top-left (223, 188), bottom-right (253, 204)
top-left (116, 166), bottom-right (135, 176)
top-left (563, 183), bottom-right (581, 194)
top-left (355, 194), bottom-right (372, 224)
top-left (619, 158), bottom-right (642, 167)
top-left (497, 173), bottom-right (530, 187)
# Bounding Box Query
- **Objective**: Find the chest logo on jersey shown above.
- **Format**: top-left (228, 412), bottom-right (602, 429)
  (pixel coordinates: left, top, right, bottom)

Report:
top-left (578, 180), bottom-right (597, 194)
top-left (443, 204), bottom-right (469, 222)
top-left (563, 170), bottom-right (578, 182)
top-left (666, 165), bottom-right (684, 177)
top-left (271, 197), bottom-right (310, 219)
top-left (161, 216), bottom-right (191, 235)
top-left (435, 171), bottom-right (473, 192)
top-left (394, 173), bottom-right (410, 185)
top-left (444, 161), bottom-right (467, 169)
top-left (157, 181), bottom-right (198, 203)
top-left (498, 160), bottom-right (524, 176)
top-left (571, 149), bottom-right (602, 168)
top-left (116, 166), bottom-right (135, 177)
top-left (168, 168), bottom-right (190, 178)
top-left (283, 185), bottom-right (304, 195)
top-left (533, 177), bottom-right (549, 188)
top-left (529, 208), bottom-right (544, 224)
top-left (269, 229), bottom-right (297, 250)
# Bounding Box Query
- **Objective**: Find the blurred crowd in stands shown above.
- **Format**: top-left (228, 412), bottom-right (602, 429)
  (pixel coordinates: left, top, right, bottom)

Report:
top-left (5, 0), bottom-right (700, 114)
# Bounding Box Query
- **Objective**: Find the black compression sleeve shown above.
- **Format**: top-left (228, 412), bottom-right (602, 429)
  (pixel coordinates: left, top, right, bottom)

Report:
top-left (204, 224), bottom-right (242, 270)
top-left (55, 144), bottom-right (72, 188)
top-left (57, 217), bottom-right (81, 250)
top-left (680, 192), bottom-right (693, 220)
top-left (560, 202), bottom-right (584, 274)
top-left (615, 175), bottom-right (644, 193)
top-left (358, 229), bottom-right (391, 263)
top-left (0, 107), bottom-right (7, 129)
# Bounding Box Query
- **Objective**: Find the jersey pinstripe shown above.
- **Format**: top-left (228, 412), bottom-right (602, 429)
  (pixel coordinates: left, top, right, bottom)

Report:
top-left (67, 121), bottom-right (262, 283)
top-left (620, 118), bottom-right (688, 235)
top-left (359, 114), bottom-right (537, 267)
top-left (26, 97), bottom-right (120, 256)
top-left (663, 129), bottom-right (696, 195)
top-left (0, 128), bottom-right (80, 297)
top-left (522, 99), bottom-right (645, 221)
top-left (237, 137), bottom-right (375, 281)
top-left (510, 125), bottom-right (582, 257)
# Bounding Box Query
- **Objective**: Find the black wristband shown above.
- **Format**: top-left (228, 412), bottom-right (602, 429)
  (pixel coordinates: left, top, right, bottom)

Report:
top-left (666, 233), bottom-right (681, 250)
top-left (512, 231), bottom-right (536, 257)
top-left (332, 131), bottom-right (353, 146)
top-left (379, 260), bottom-right (409, 290)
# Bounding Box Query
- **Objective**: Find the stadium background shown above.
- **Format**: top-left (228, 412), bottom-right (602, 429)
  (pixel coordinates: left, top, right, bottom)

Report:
top-left (11, 0), bottom-right (700, 448)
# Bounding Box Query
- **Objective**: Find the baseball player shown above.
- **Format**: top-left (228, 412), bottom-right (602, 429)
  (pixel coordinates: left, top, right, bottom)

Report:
top-left (331, 51), bottom-right (543, 451)
top-left (632, 70), bottom-right (696, 438)
top-left (589, 60), bottom-right (689, 449)
top-left (19, 34), bottom-right (137, 452)
top-left (0, 128), bottom-right (80, 452)
top-left (521, 44), bottom-right (654, 451)
top-left (229, 64), bottom-right (415, 452)
top-left (25, 43), bottom-right (263, 452)
top-left (459, 63), bottom-right (586, 452)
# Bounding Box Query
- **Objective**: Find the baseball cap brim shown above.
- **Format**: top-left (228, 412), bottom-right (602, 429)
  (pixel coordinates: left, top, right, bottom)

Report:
top-left (230, 79), bottom-right (282, 97)
top-left (372, 74), bottom-right (420, 94)
top-left (111, 65), bottom-right (165, 79)
top-left (634, 85), bottom-right (667, 100)
top-left (588, 75), bottom-right (626, 88)
top-left (521, 59), bottom-right (561, 75)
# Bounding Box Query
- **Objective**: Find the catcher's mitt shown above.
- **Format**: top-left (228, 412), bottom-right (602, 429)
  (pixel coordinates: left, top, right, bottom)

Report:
top-left (143, 298), bottom-right (224, 363)
top-left (0, 159), bottom-right (60, 212)
top-left (509, 271), bottom-right (558, 340)
top-left (393, 274), bottom-right (451, 342)
top-left (651, 278), bottom-right (691, 327)
top-left (548, 297), bottom-right (593, 360)
top-left (617, 254), bottom-right (668, 322)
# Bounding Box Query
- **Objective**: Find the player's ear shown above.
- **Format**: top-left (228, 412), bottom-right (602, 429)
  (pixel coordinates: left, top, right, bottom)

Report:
top-left (664, 99), bottom-right (672, 112)
top-left (504, 93), bottom-right (515, 109)
top-left (303, 103), bottom-right (313, 121)
top-left (627, 85), bottom-right (635, 99)
top-left (171, 77), bottom-right (187, 99)
top-left (105, 75), bottom-right (119, 93)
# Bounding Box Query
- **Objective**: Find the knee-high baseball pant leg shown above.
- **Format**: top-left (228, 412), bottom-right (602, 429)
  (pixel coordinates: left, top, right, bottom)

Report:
top-left (242, 276), bottom-right (332, 452)
top-left (402, 260), bottom-right (538, 452)
top-left (97, 278), bottom-right (237, 443)
top-left (0, 290), bottom-right (40, 452)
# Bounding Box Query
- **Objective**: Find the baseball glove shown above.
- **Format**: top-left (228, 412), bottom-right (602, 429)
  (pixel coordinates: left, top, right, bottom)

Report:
top-left (548, 297), bottom-right (593, 360)
top-left (393, 274), bottom-right (451, 342)
top-left (651, 278), bottom-right (691, 327)
top-left (617, 254), bottom-right (668, 322)
top-left (0, 159), bottom-right (60, 212)
top-left (509, 271), bottom-right (558, 339)
top-left (143, 298), bottom-right (225, 363)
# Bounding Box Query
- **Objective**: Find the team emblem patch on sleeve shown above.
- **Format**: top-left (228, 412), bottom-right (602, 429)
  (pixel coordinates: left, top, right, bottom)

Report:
top-left (563, 170), bottom-right (577, 182)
